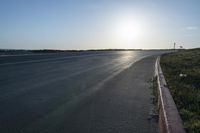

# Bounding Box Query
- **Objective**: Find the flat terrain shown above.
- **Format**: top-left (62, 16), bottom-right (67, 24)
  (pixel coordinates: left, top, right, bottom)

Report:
top-left (0, 51), bottom-right (167, 133)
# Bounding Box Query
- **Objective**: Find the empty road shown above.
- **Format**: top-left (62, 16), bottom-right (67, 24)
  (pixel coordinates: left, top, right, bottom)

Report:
top-left (0, 51), bottom-right (167, 133)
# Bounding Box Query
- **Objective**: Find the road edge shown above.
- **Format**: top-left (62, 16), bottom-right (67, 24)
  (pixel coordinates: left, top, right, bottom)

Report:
top-left (155, 56), bottom-right (186, 133)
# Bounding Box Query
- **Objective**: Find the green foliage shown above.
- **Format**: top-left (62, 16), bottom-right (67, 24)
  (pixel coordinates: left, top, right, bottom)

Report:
top-left (160, 48), bottom-right (200, 133)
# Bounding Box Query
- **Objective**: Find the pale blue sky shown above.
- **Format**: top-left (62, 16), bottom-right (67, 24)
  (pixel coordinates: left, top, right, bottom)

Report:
top-left (0, 0), bottom-right (200, 49)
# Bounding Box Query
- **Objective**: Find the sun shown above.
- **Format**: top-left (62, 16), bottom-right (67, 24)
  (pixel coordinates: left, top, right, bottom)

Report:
top-left (118, 20), bottom-right (143, 41)
top-left (113, 15), bottom-right (146, 45)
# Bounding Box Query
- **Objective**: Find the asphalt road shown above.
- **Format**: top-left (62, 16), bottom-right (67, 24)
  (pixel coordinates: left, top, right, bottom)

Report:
top-left (0, 51), bottom-right (167, 133)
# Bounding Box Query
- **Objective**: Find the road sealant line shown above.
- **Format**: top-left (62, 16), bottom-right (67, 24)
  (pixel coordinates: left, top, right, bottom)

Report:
top-left (155, 56), bottom-right (186, 133)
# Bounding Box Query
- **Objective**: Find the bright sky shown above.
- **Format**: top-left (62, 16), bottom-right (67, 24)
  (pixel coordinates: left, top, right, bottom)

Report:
top-left (0, 0), bottom-right (200, 49)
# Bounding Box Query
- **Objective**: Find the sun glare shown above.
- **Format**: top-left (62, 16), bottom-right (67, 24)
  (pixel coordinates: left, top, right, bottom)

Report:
top-left (112, 15), bottom-right (147, 47)
top-left (118, 20), bottom-right (143, 40)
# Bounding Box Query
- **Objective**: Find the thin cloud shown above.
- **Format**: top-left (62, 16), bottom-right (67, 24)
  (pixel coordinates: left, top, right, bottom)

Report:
top-left (185, 26), bottom-right (198, 30)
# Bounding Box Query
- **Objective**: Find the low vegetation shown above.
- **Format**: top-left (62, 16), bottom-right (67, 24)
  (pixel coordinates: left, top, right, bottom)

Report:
top-left (151, 76), bottom-right (159, 110)
top-left (160, 48), bottom-right (200, 132)
top-left (148, 77), bottom-right (159, 132)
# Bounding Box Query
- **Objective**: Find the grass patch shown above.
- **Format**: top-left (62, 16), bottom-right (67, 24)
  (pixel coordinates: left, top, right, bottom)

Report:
top-left (151, 76), bottom-right (159, 107)
top-left (160, 48), bottom-right (200, 133)
top-left (148, 77), bottom-right (159, 132)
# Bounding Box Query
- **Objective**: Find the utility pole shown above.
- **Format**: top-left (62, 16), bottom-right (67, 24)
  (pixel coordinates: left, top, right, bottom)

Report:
top-left (174, 42), bottom-right (176, 51)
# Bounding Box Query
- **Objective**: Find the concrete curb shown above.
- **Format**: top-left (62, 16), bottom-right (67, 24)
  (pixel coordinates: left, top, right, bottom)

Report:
top-left (155, 56), bottom-right (186, 133)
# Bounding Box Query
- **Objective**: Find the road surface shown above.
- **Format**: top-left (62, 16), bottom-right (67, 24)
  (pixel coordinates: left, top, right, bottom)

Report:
top-left (0, 51), bottom-right (166, 133)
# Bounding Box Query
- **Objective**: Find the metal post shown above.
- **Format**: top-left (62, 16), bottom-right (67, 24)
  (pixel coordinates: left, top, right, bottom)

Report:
top-left (174, 42), bottom-right (176, 51)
